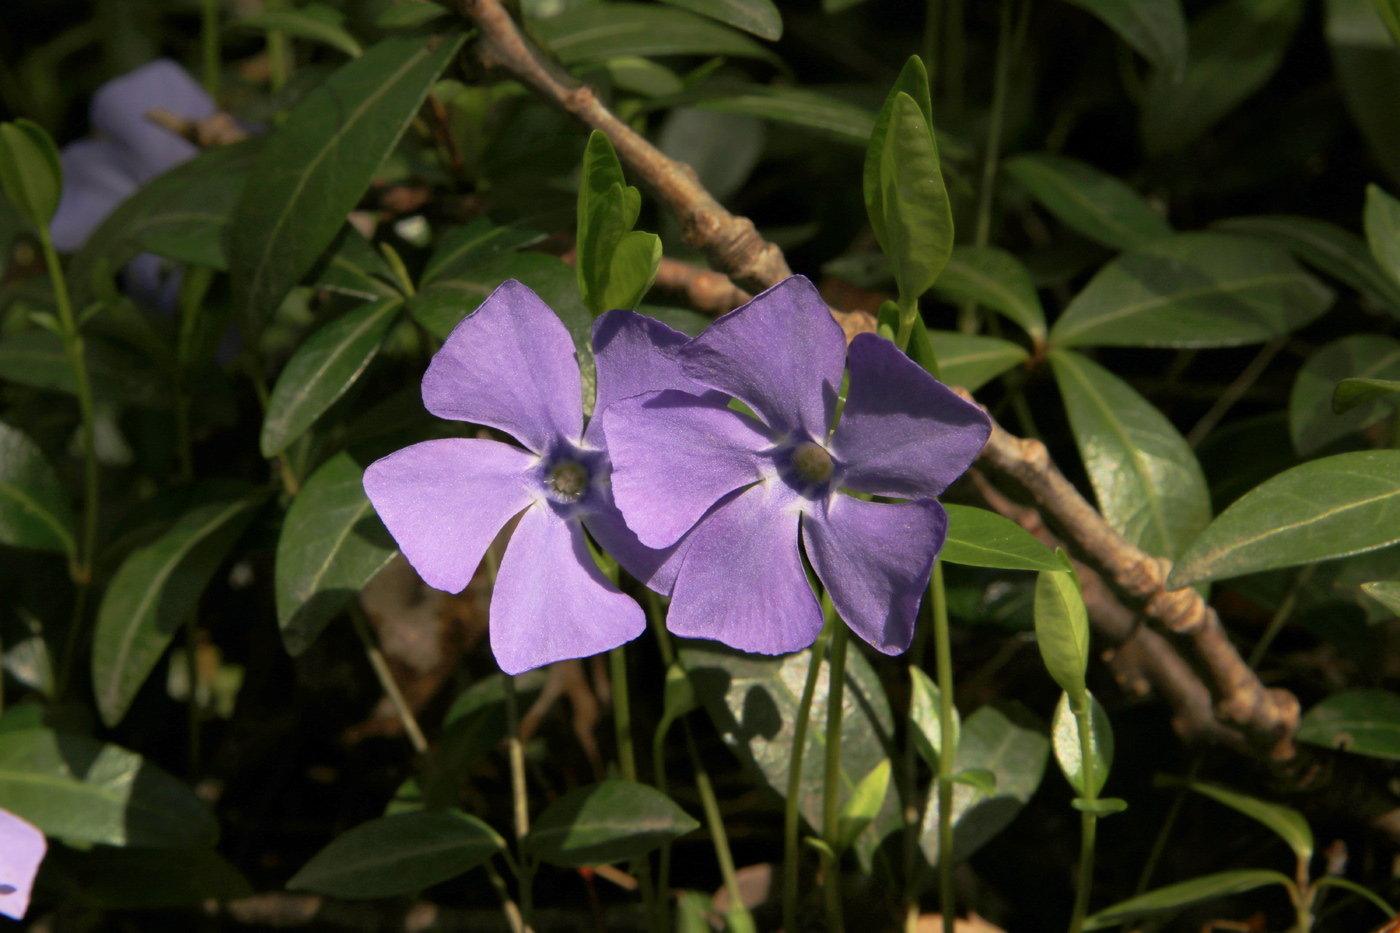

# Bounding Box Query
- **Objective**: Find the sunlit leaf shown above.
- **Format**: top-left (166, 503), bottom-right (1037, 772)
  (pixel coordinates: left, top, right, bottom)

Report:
top-left (1035, 568), bottom-right (1090, 700)
top-left (1084, 870), bottom-right (1295, 929)
top-left (933, 246), bottom-right (1046, 341)
top-left (909, 664), bottom-right (958, 769)
top-left (924, 331), bottom-right (1028, 391)
top-left (526, 780), bottom-right (699, 867)
top-left (1052, 691), bottom-right (1112, 797)
top-left (1168, 778), bottom-right (1312, 863)
top-left (942, 504), bottom-right (1062, 572)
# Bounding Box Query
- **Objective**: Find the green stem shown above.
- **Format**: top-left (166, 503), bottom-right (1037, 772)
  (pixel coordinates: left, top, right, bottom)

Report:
top-left (504, 674), bottom-right (534, 931)
top-left (822, 618), bottom-right (850, 933)
top-left (683, 720), bottom-right (755, 933)
top-left (895, 295), bottom-right (919, 352)
top-left (610, 646), bottom-right (635, 780)
top-left (348, 602), bottom-right (428, 754)
top-left (1247, 564), bottom-right (1317, 668)
top-left (932, 563), bottom-right (956, 933)
top-left (264, 0), bottom-right (290, 93)
top-left (783, 602), bottom-right (837, 933)
top-left (484, 857), bottom-right (527, 933)
top-left (201, 0), bottom-right (221, 98)
top-left (645, 595), bottom-right (675, 933)
top-left (904, 591), bottom-right (934, 932)
top-left (1068, 698), bottom-right (1098, 933)
top-left (185, 615), bottom-right (201, 779)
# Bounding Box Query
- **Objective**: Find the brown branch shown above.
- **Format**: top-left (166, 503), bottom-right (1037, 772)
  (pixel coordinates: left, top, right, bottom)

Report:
top-left (653, 258), bottom-right (752, 315)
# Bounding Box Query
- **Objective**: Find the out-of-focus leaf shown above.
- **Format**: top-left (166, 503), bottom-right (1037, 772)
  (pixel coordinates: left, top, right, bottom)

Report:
top-left (1050, 350), bottom-right (1211, 558)
top-left (0, 119), bottom-right (61, 230)
top-left (1327, 0), bottom-right (1400, 191)
top-left (695, 85), bottom-right (873, 144)
top-left (1171, 778), bottom-right (1312, 863)
top-left (276, 451), bottom-right (398, 656)
top-left (310, 228), bottom-right (400, 300)
top-left (44, 846), bottom-right (252, 908)
top-left (261, 297), bottom-right (404, 458)
top-left (1169, 450), bottom-right (1400, 586)
top-left (1035, 568), bottom-right (1090, 700)
top-left (1335, 377), bottom-right (1400, 412)
top-left (1141, 0), bottom-right (1304, 155)
top-left (1083, 870), bottom-right (1296, 930)
top-left (420, 218), bottom-right (545, 286)
top-left (924, 331), bottom-right (1028, 391)
top-left (1297, 689), bottom-right (1400, 760)
top-left (1064, 0), bottom-right (1189, 78)
top-left (0, 330), bottom-right (171, 409)
top-left (234, 4), bottom-right (363, 57)
top-left (657, 0), bottom-right (781, 40)
top-left (377, 0), bottom-right (446, 28)
top-left (1052, 691), bottom-right (1112, 797)
top-left (423, 670), bottom-right (547, 806)
top-left (942, 505), bottom-right (1062, 572)
top-left (0, 729), bottom-right (218, 847)
top-left (1374, 0), bottom-right (1400, 44)
top-left (0, 420), bottom-right (76, 555)
top-left (837, 759), bottom-right (890, 852)
top-left (92, 488), bottom-right (265, 726)
top-left (288, 810), bottom-right (504, 897)
top-left (657, 107), bottom-right (766, 203)
top-left (1363, 580), bottom-right (1400, 614)
top-left (1050, 233), bottom-right (1332, 349)
top-left (933, 246), bottom-right (1046, 342)
top-left (526, 780), bottom-right (699, 867)
top-left (229, 30), bottom-right (465, 336)
top-left (599, 57), bottom-right (686, 97)
top-left (909, 665), bottom-right (958, 769)
top-left (532, 4), bottom-right (777, 64)
top-left (1004, 153), bottom-right (1171, 251)
top-left (1289, 336), bottom-right (1400, 453)
top-left (1365, 184), bottom-right (1400, 290)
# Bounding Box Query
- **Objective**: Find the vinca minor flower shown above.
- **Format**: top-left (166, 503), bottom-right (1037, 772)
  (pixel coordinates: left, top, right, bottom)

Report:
top-left (0, 808), bottom-right (45, 921)
top-left (604, 276), bottom-right (990, 656)
top-left (364, 279), bottom-right (704, 674)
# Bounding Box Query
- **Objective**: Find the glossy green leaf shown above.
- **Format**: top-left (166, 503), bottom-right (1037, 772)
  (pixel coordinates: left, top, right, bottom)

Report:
top-left (1035, 568), bottom-right (1090, 699)
top-left (1363, 580), bottom-right (1400, 614)
top-left (695, 85), bottom-right (874, 144)
top-left (1289, 336), bottom-right (1400, 453)
top-left (578, 133), bottom-right (632, 317)
top-left (1169, 450), bottom-right (1400, 586)
top-left (526, 779), bottom-right (699, 867)
top-left (933, 246), bottom-right (1046, 341)
top-left (276, 451), bottom-right (399, 656)
top-left (1051, 350), bottom-right (1211, 558)
top-left (602, 229), bottom-right (662, 313)
top-left (1366, 184), bottom-right (1400, 290)
top-left (1083, 870), bottom-right (1295, 929)
top-left (837, 759), bottom-right (891, 852)
top-left (880, 92), bottom-right (953, 304)
top-left (1297, 688), bottom-right (1400, 760)
top-left (0, 420), bottom-right (76, 555)
top-left (0, 330), bottom-right (171, 409)
top-left (1336, 377), bottom-right (1400, 413)
top-left (289, 810), bottom-right (503, 897)
top-left (420, 218), bottom-right (545, 286)
top-left (1052, 691), bottom-right (1113, 797)
top-left (311, 228), bottom-right (400, 300)
top-left (1140, 0), bottom-right (1304, 155)
top-left (234, 4), bottom-right (363, 57)
top-left (532, 4), bottom-right (776, 64)
top-left (261, 297), bottom-right (403, 458)
top-left (865, 57), bottom-right (933, 259)
top-left (1215, 215), bottom-right (1400, 317)
top-left (942, 504), bottom-right (1062, 571)
top-left (924, 331), bottom-right (1028, 391)
top-left (229, 30), bottom-right (465, 335)
top-left (93, 488), bottom-right (265, 726)
top-left (909, 664), bottom-right (958, 769)
top-left (1175, 778), bottom-right (1312, 862)
top-left (1004, 153), bottom-right (1171, 251)
top-left (657, 0), bottom-right (781, 39)
top-left (43, 846), bottom-right (252, 909)
top-left (0, 119), bottom-right (62, 229)
top-left (1327, 0), bottom-right (1400, 192)
top-left (1064, 0), bottom-right (1188, 78)
top-left (1050, 233), bottom-right (1332, 349)
top-left (0, 728), bottom-right (218, 847)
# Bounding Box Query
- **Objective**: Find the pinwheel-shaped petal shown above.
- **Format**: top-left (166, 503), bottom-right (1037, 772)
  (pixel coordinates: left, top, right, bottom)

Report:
top-left (0, 808), bottom-right (46, 921)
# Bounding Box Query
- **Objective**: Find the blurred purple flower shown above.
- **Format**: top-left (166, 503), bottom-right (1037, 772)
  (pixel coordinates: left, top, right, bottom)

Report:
top-left (364, 279), bottom-right (706, 674)
top-left (605, 276), bottom-right (991, 656)
top-left (0, 808), bottom-right (46, 921)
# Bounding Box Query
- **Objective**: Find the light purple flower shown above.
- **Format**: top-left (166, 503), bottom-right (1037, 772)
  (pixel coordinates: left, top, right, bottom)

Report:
top-left (0, 808), bottom-right (46, 921)
top-left (604, 276), bottom-right (991, 656)
top-left (363, 279), bottom-right (704, 674)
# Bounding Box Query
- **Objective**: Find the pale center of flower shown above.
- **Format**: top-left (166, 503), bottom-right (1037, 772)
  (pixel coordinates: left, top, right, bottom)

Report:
top-left (791, 441), bottom-right (834, 484)
top-left (546, 460), bottom-right (589, 501)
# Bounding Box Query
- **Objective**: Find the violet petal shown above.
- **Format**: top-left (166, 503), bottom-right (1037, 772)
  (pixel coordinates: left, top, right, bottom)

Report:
top-left (92, 59), bottom-right (213, 182)
top-left (49, 139), bottom-right (138, 251)
top-left (831, 333), bottom-right (990, 499)
top-left (422, 279), bottom-right (584, 453)
top-left (363, 438), bottom-right (535, 594)
top-left (588, 308), bottom-right (717, 432)
top-left (0, 808), bottom-right (45, 921)
top-left (582, 505), bottom-right (692, 596)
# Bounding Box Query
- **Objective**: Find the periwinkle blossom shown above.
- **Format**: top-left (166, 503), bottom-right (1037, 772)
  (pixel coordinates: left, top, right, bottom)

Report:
top-left (363, 279), bottom-right (705, 674)
top-left (0, 808), bottom-right (46, 921)
top-left (604, 276), bottom-right (991, 656)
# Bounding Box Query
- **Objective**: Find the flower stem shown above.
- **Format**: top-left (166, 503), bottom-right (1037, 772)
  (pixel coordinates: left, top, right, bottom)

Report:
top-left (932, 562), bottom-right (957, 933)
top-left (504, 673), bottom-right (534, 931)
top-left (822, 617), bottom-right (851, 933)
top-left (903, 587), bottom-right (934, 931)
top-left (609, 646), bottom-right (636, 780)
top-left (348, 602), bottom-right (428, 754)
top-left (1068, 697), bottom-right (1098, 933)
top-left (263, 0), bottom-right (290, 93)
top-left (682, 720), bottom-right (755, 933)
top-left (185, 614), bottom-right (201, 779)
top-left (201, 0), bottom-right (221, 98)
top-left (783, 600), bottom-right (837, 933)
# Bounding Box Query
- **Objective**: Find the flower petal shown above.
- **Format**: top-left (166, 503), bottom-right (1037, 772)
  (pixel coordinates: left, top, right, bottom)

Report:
top-left (589, 309), bottom-right (715, 416)
top-left (492, 506), bottom-right (645, 674)
top-left (0, 808), bottom-right (46, 921)
top-left (803, 494), bottom-right (947, 655)
top-left (422, 279), bottom-right (583, 453)
top-left (667, 482), bottom-right (823, 654)
top-left (831, 333), bottom-right (990, 499)
top-left (124, 253), bottom-right (183, 314)
top-left (677, 276), bottom-right (846, 437)
top-left (605, 390), bottom-right (771, 549)
top-left (582, 505), bottom-right (691, 596)
top-left (49, 139), bottom-right (138, 251)
top-left (92, 59), bottom-right (213, 182)
top-left (363, 438), bottom-right (536, 594)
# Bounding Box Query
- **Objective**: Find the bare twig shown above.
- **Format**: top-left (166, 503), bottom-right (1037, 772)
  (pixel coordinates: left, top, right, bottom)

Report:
top-left (653, 258), bottom-right (751, 315)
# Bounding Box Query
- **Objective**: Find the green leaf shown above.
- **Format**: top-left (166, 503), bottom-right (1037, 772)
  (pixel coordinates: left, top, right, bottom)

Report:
top-left (694, 85), bottom-right (874, 144)
top-left (602, 230), bottom-right (662, 313)
top-left (1169, 450), bottom-right (1400, 587)
top-left (1366, 184), bottom-right (1400, 290)
top-left (909, 665), bottom-right (958, 769)
top-left (420, 218), bottom-right (546, 286)
top-left (276, 451), bottom-right (398, 656)
top-left (1327, 0), bottom-right (1400, 193)
top-left (311, 228), bottom-right (400, 301)
top-left (1363, 580), bottom-right (1400, 614)
top-left (261, 297), bottom-right (404, 458)
top-left (1172, 778), bottom-right (1313, 863)
top-left (43, 846), bottom-right (252, 909)
top-left (234, 4), bottom-right (364, 57)
top-left (659, 663), bottom-right (699, 738)
top-left (1083, 869), bottom-right (1296, 930)
top-left (93, 488), bottom-right (265, 726)
top-left (933, 246), bottom-right (1046, 342)
top-left (1291, 336), bottom-right (1400, 453)
top-left (526, 779), bottom-right (699, 867)
top-left (880, 92), bottom-right (953, 304)
top-left (952, 769), bottom-right (997, 795)
top-left (865, 56), bottom-right (933, 258)
top-left (289, 810), bottom-right (504, 897)
top-left (1140, 0), bottom-right (1304, 155)
top-left (1050, 350), bottom-right (1211, 558)
top-left (1003, 153), bottom-right (1171, 251)
top-left (942, 504), bottom-right (1062, 571)
top-left (421, 670), bottom-right (548, 807)
top-left (1050, 233), bottom-right (1333, 349)
top-left (377, 0), bottom-right (447, 28)
top-left (532, 4), bottom-right (777, 65)
top-left (657, 0), bottom-right (781, 39)
top-left (229, 30), bottom-right (466, 336)
top-left (1310, 875), bottom-right (1398, 918)
top-left (0, 119), bottom-right (62, 229)
top-left (599, 57), bottom-right (686, 97)
top-left (0, 330), bottom-right (172, 409)
top-left (837, 759), bottom-right (891, 852)
top-left (0, 728), bottom-right (218, 847)
top-left (1375, 0), bottom-right (1400, 45)
top-left (0, 420), bottom-right (76, 555)
top-left (924, 331), bottom-right (1028, 391)
top-left (1336, 377), bottom-right (1400, 413)
top-left (1214, 215), bottom-right (1400, 318)
top-left (1064, 0), bottom-right (1189, 78)
top-left (1297, 688), bottom-right (1400, 760)
top-left (1073, 796), bottom-right (1128, 815)
top-left (1035, 568), bottom-right (1090, 700)
top-left (1052, 691), bottom-right (1113, 797)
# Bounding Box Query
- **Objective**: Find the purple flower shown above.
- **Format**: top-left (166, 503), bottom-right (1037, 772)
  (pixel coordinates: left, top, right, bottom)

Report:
top-left (363, 280), bottom-right (705, 674)
top-left (0, 808), bottom-right (46, 921)
top-left (604, 276), bottom-right (990, 656)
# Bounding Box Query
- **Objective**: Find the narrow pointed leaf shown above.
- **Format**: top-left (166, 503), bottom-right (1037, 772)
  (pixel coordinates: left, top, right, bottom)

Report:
top-left (1083, 870), bottom-right (1295, 929)
top-left (837, 760), bottom-right (891, 852)
top-left (1363, 581), bottom-right (1400, 614)
top-left (942, 504), bottom-right (1063, 571)
top-left (526, 780), bottom-right (699, 867)
top-left (1297, 688), bottom-right (1400, 760)
top-left (657, 0), bottom-right (782, 40)
top-left (0, 119), bottom-right (62, 229)
top-left (1289, 335), bottom-right (1400, 453)
top-left (1035, 569), bottom-right (1090, 700)
top-left (1367, 184), bottom-right (1400, 290)
top-left (1004, 153), bottom-right (1171, 251)
top-left (881, 92), bottom-right (952, 303)
top-left (0, 421), bottom-right (76, 555)
top-left (1335, 377), bottom-right (1400, 413)
top-left (420, 218), bottom-right (546, 286)
top-left (909, 665), bottom-right (958, 769)
top-left (1172, 778), bottom-right (1312, 862)
top-left (311, 228), bottom-right (400, 300)
top-left (865, 57), bottom-right (933, 257)
top-left (234, 6), bottom-right (364, 57)
top-left (695, 85), bottom-right (874, 144)
top-left (0, 331), bottom-right (171, 409)
top-left (1053, 691), bottom-right (1113, 797)
top-left (934, 246), bottom-right (1046, 341)
top-left (532, 4), bottom-right (776, 64)
top-left (1065, 0), bottom-right (1188, 78)
top-left (602, 230), bottom-right (662, 312)
top-left (925, 331), bottom-right (1028, 390)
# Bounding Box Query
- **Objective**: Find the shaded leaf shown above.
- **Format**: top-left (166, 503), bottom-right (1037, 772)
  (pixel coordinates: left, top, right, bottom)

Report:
top-left (1327, 0), bottom-right (1400, 192)
top-left (532, 4), bottom-right (777, 64)
top-left (942, 504), bottom-right (1062, 572)
top-left (657, 0), bottom-right (781, 40)
top-left (1290, 335), bottom-right (1400, 454)
top-left (1084, 870), bottom-right (1295, 930)
top-left (0, 330), bottom-right (170, 409)
top-left (234, 4), bottom-right (363, 57)
top-left (1004, 153), bottom-right (1171, 251)
top-left (934, 246), bottom-right (1046, 341)
top-left (1335, 377), bottom-right (1400, 412)
top-left (420, 218), bottom-right (546, 286)
top-left (0, 420), bottom-right (76, 555)
top-left (1035, 568), bottom-right (1090, 699)
top-left (695, 85), bottom-right (874, 144)
top-left (909, 665), bottom-right (958, 769)
top-left (1064, 0), bottom-right (1189, 78)
top-left (43, 846), bottom-right (251, 908)
top-left (423, 670), bottom-right (548, 807)
top-left (1297, 688), bottom-right (1400, 760)
top-left (0, 119), bottom-right (61, 229)
top-left (924, 331), bottom-right (1028, 391)
top-left (1052, 691), bottom-right (1112, 797)
top-left (865, 57), bottom-right (933, 260)
top-left (310, 227), bottom-right (400, 300)
top-left (1366, 184), bottom-right (1400, 290)
top-left (526, 779), bottom-right (699, 867)
top-left (1363, 580), bottom-right (1400, 615)
top-left (1172, 778), bottom-right (1312, 862)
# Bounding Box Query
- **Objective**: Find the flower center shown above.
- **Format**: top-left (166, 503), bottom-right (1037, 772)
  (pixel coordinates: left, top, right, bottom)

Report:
top-left (791, 441), bottom-right (834, 484)
top-left (546, 459), bottom-right (589, 501)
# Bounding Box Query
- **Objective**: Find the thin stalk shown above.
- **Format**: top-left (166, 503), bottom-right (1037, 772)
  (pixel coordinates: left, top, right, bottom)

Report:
top-left (485, 857), bottom-right (527, 933)
top-left (895, 296), bottom-right (919, 351)
top-left (1130, 755), bottom-right (1203, 903)
top-left (783, 601), bottom-right (837, 933)
top-left (903, 594), bottom-right (934, 932)
top-left (185, 616), bottom-right (201, 779)
top-left (682, 720), bottom-right (755, 933)
top-left (201, 0), bottom-right (220, 98)
top-left (822, 619), bottom-right (851, 933)
top-left (1248, 564), bottom-right (1318, 668)
top-left (504, 674), bottom-right (534, 930)
top-left (1068, 698), bottom-right (1099, 933)
top-left (942, 0), bottom-right (965, 119)
top-left (924, 0), bottom-right (943, 103)
top-left (1185, 337), bottom-right (1286, 448)
top-left (263, 0), bottom-right (290, 93)
top-left (347, 602), bottom-right (428, 754)
top-left (932, 563), bottom-right (956, 933)
top-left (646, 595), bottom-right (675, 933)
top-left (609, 646), bottom-right (635, 780)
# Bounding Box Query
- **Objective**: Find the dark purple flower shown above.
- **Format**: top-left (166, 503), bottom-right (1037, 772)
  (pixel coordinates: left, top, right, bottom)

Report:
top-left (604, 276), bottom-right (990, 656)
top-left (0, 808), bottom-right (45, 921)
top-left (363, 280), bottom-right (704, 674)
